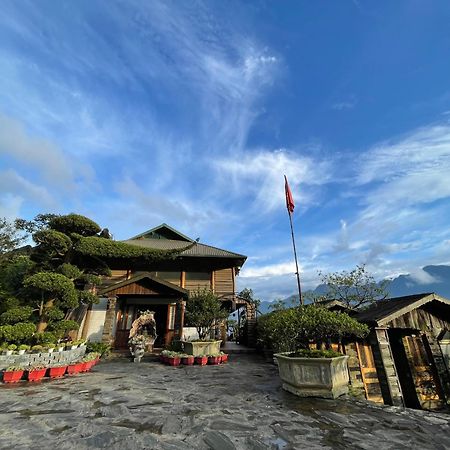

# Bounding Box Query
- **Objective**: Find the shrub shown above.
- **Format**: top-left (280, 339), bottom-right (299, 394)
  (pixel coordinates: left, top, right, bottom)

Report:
top-left (0, 306), bottom-right (33, 325)
top-left (0, 322), bottom-right (36, 344)
top-left (34, 331), bottom-right (57, 344)
top-left (7, 344), bottom-right (17, 351)
top-left (86, 342), bottom-right (111, 356)
top-left (257, 305), bottom-right (369, 353)
top-left (48, 320), bottom-right (79, 333)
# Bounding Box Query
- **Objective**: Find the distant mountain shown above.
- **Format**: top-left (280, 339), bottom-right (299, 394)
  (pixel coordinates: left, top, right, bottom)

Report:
top-left (257, 265), bottom-right (450, 314)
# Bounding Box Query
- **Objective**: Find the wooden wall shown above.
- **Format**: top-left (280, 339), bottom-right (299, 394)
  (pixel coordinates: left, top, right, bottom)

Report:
top-left (385, 306), bottom-right (449, 334)
top-left (214, 268), bottom-right (234, 299)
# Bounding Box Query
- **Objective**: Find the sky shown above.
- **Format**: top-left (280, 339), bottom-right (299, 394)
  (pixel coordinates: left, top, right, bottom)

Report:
top-left (1, 1), bottom-right (450, 302)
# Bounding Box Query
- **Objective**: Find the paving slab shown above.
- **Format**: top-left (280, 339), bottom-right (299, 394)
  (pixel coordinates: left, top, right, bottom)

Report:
top-left (0, 354), bottom-right (449, 449)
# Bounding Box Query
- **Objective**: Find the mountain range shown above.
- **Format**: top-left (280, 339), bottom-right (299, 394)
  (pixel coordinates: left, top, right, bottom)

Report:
top-left (258, 265), bottom-right (450, 315)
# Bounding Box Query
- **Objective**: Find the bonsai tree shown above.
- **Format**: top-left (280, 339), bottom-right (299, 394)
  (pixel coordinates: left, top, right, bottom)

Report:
top-left (257, 305), bottom-right (368, 353)
top-left (184, 289), bottom-right (229, 340)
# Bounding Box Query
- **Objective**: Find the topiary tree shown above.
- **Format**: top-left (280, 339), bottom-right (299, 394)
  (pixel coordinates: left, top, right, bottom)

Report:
top-left (185, 289), bottom-right (229, 340)
top-left (257, 305), bottom-right (368, 353)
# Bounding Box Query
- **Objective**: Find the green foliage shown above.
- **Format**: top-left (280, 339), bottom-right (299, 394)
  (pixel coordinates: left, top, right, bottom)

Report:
top-left (0, 217), bottom-right (26, 255)
top-left (48, 214), bottom-right (101, 237)
top-left (257, 305), bottom-right (369, 353)
top-left (57, 263), bottom-right (82, 280)
top-left (0, 322), bottom-right (36, 344)
top-left (315, 264), bottom-right (389, 309)
top-left (0, 306), bottom-right (33, 325)
top-left (33, 331), bottom-right (57, 344)
top-left (185, 289), bottom-right (229, 340)
top-left (75, 236), bottom-right (179, 261)
top-left (32, 230), bottom-right (72, 263)
top-left (290, 348), bottom-right (343, 358)
top-left (0, 256), bottom-right (34, 294)
top-left (24, 272), bottom-right (78, 309)
top-left (46, 307), bottom-right (65, 322)
top-left (0, 296), bottom-right (20, 314)
top-left (239, 288), bottom-right (261, 315)
top-left (78, 290), bottom-right (99, 305)
top-left (48, 320), bottom-right (79, 333)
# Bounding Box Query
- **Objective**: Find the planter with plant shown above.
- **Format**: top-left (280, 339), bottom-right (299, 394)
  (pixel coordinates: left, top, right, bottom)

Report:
top-left (46, 343), bottom-right (56, 353)
top-left (6, 344), bottom-right (17, 356)
top-left (3, 366), bottom-right (25, 383)
top-left (181, 354), bottom-right (194, 365)
top-left (182, 289), bottom-right (227, 356)
top-left (167, 352), bottom-right (182, 367)
top-left (49, 365), bottom-right (67, 378)
top-left (18, 344), bottom-right (30, 355)
top-left (219, 352), bottom-right (228, 363)
top-left (195, 355), bottom-right (208, 366)
top-left (208, 354), bottom-right (221, 365)
top-left (31, 345), bottom-right (43, 354)
top-left (27, 365), bottom-right (47, 382)
top-left (57, 343), bottom-right (65, 352)
top-left (260, 305), bottom-right (368, 399)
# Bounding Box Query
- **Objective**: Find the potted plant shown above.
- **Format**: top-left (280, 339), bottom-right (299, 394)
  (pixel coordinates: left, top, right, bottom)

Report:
top-left (208, 354), bottom-right (221, 365)
top-left (167, 352), bottom-right (182, 367)
top-left (31, 345), bottom-right (43, 354)
top-left (49, 365), bottom-right (67, 378)
top-left (3, 366), bottom-right (25, 383)
top-left (47, 343), bottom-right (56, 353)
top-left (219, 352), bottom-right (229, 364)
top-left (195, 355), bottom-right (208, 366)
top-left (160, 350), bottom-right (169, 364)
top-left (57, 342), bottom-right (65, 352)
top-left (67, 360), bottom-right (84, 375)
top-left (18, 344), bottom-right (30, 355)
top-left (78, 339), bottom-right (86, 347)
top-left (6, 344), bottom-right (17, 356)
top-left (69, 341), bottom-right (78, 350)
top-left (181, 354), bottom-right (195, 366)
top-left (263, 305), bottom-right (368, 399)
top-left (182, 289), bottom-right (227, 356)
top-left (27, 365), bottom-right (47, 382)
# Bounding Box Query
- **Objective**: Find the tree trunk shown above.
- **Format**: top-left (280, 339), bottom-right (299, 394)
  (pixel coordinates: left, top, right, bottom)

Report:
top-left (36, 299), bottom-right (54, 333)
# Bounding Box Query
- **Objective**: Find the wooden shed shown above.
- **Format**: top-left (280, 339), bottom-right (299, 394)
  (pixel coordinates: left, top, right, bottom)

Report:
top-left (353, 293), bottom-right (450, 410)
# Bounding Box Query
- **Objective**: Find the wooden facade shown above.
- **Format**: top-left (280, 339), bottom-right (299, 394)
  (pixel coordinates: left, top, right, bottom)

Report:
top-left (352, 293), bottom-right (450, 410)
top-left (81, 224), bottom-right (247, 349)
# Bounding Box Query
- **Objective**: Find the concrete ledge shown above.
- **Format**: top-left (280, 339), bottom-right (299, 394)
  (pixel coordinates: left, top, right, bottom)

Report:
top-left (0, 347), bottom-right (86, 370)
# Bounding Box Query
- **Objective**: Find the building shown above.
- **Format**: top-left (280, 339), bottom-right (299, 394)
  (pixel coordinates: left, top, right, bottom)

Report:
top-left (80, 224), bottom-right (247, 349)
top-left (346, 293), bottom-right (450, 410)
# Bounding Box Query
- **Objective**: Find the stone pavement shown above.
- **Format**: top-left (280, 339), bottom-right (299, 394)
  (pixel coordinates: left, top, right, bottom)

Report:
top-left (0, 354), bottom-right (449, 450)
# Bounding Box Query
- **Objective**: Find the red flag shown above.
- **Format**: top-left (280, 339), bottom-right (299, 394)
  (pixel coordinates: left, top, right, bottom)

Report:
top-left (284, 175), bottom-right (295, 213)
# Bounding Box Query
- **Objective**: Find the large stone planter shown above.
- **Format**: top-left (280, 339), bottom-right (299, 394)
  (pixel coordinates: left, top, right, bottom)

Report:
top-left (182, 340), bottom-right (221, 357)
top-left (274, 353), bottom-right (349, 399)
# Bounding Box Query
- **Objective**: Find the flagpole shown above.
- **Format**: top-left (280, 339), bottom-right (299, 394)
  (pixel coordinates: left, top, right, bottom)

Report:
top-left (288, 210), bottom-right (303, 306)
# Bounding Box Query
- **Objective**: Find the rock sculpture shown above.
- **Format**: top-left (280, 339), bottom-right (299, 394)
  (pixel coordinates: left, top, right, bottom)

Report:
top-left (128, 310), bottom-right (157, 362)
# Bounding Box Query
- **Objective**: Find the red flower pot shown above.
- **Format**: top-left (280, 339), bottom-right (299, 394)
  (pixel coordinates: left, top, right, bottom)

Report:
top-left (3, 370), bottom-right (24, 383)
top-left (195, 356), bottom-right (208, 366)
top-left (27, 368), bottom-right (47, 382)
top-left (168, 357), bottom-right (181, 366)
top-left (208, 356), bottom-right (221, 365)
top-left (221, 354), bottom-right (229, 363)
top-left (159, 354), bottom-right (165, 363)
top-left (49, 366), bottom-right (67, 378)
top-left (182, 356), bottom-right (194, 366)
top-left (67, 362), bottom-right (83, 375)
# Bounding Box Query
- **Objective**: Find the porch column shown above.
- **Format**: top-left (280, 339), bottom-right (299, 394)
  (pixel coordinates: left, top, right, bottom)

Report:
top-left (101, 295), bottom-right (117, 345)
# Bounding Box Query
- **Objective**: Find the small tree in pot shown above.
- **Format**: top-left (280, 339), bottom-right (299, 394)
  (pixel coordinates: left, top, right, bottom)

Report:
top-left (183, 289), bottom-right (228, 356)
top-left (261, 305), bottom-right (368, 399)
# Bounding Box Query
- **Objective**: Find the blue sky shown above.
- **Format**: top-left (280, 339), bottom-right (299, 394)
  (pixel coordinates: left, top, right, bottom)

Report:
top-left (1, 1), bottom-right (450, 301)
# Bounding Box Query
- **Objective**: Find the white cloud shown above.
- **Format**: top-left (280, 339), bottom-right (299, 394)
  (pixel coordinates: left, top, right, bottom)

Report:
top-left (214, 149), bottom-right (332, 213)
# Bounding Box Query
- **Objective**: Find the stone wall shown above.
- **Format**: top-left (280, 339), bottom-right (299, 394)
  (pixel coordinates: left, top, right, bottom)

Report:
top-left (0, 347), bottom-right (86, 371)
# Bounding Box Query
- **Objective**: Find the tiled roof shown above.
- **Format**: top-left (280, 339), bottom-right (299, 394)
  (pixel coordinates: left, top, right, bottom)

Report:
top-left (121, 238), bottom-right (247, 261)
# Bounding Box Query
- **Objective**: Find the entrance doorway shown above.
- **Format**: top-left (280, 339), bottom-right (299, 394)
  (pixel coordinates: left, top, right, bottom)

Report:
top-left (115, 300), bottom-right (169, 349)
top-left (389, 329), bottom-right (444, 410)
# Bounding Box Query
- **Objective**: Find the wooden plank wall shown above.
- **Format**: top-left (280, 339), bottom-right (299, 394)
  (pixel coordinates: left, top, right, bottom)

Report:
top-left (214, 268), bottom-right (234, 299)
top-left (386, 308), bottom-right (449, 332)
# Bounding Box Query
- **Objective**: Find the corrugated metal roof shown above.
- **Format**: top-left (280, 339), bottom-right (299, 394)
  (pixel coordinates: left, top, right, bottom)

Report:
top-left (121, 238), bottom-right (247, 260)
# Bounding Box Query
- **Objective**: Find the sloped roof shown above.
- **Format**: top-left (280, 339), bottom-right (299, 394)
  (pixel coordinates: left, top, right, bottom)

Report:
top-left (122, 224), bottom-right (246, 264)
top-left (99, 272), bottom-right (188, 297)
top-left (355, 293), bottom-right (450, 326)
top-left (129, 223), bottom-right (193, 242)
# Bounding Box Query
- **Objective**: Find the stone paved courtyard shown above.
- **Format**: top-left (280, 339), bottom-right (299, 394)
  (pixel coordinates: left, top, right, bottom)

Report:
top-left (0, 354), bottom-right (449, 450)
